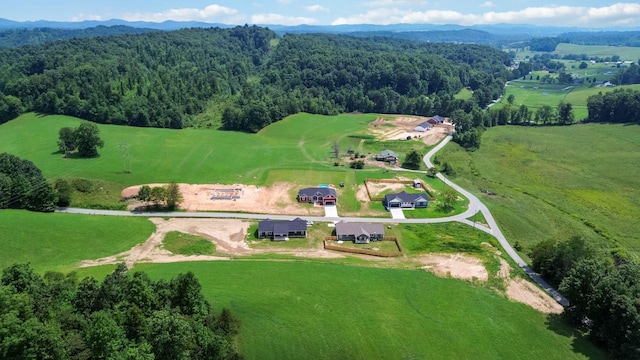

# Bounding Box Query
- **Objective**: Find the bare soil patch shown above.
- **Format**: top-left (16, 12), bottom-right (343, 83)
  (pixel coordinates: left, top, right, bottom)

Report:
top-left (418, 253), bottom-right (489, 281)
top-left (367, 115), bottom-right (453, 146)
top-left (496, 259), bottom-right (564, 314)
top-left (121, 182), bottom-right (324, 216)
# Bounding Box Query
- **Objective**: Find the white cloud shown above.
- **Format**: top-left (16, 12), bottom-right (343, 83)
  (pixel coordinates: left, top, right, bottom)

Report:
top-left (332, 3), bottom-right (640, 27)
top-left (251, 13), bottom-right (317, 25)
top-left (305, 5), bottom-right (328, 12)
top-left (72, 13), bottom-right (103, 22)
top-left (277, 0), bottom-right (294, 3)
top-left (365, 0), bottom-right (428, 7)
top-left (122, 4), bottom-right (238, 22)
top-left (480, 1), bottom-right (495, 7)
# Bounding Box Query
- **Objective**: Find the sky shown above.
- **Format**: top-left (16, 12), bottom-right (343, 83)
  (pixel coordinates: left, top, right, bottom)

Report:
top-left (2, 1), bottom-right (640, 28)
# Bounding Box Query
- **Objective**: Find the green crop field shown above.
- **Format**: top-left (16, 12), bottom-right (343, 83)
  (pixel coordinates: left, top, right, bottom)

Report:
top-left (0, 210), bottom-right (154, 272)
top-left (514, 43), bottom-right (640, 62)
top-left (73, 261), bottom-right (603, 360)
top-left (437, 124), bottom-right (640, 258)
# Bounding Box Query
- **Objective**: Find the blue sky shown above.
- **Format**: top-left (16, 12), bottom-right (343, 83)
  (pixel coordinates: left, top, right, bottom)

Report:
top-left (3, 1), bottom-right (639, 27)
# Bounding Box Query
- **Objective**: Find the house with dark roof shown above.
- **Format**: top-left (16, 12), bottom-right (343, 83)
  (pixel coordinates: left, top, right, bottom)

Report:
top-left (335, 221), bottom-right (385, 244)
top-left (384, 191), bottom-right (429, 209)
top-left (257, 218), bottom-right (307, 241)
top-left (375, 149), bottom-right (399, 164)
top-left (427, 115), bottom-right (445, 125)
top-left (297, 187), bottom-right (337, 206)
top-left (414, 121), bottom-right (433, 132)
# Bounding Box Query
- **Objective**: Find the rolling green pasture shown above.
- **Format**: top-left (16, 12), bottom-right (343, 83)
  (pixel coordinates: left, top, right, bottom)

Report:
top-left (109, 261), bottom-right (603, 360)
top-left (0, 210), bottom-right (154, 272)
top-left (437, 124), bottom-right (640, 257)
top-left (554, 43), bottom-right (640, 61)
top-left (498, 79), bottom-right (640, 120)
top-left (0, 112), bottom-right (426, 187)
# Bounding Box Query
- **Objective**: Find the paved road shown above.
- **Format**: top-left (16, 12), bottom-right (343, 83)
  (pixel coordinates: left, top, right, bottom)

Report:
top-left (57, 134), bottom-right (568, 306)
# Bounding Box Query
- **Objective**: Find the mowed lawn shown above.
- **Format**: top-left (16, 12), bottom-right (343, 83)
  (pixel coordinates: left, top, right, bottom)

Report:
top-left (0, 210), bottom-right (154, 272)
top-left (79, 261), bottom-right (605, 360)
top-left (0, 112), bottom-right (388, 187)
top-left (437, 124), bottom-right (640, 256)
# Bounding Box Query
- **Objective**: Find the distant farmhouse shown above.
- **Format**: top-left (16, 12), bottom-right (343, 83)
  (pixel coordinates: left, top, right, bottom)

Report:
top-left (414, 121), bottom-right (433, 132)
top-left (335, 221), bottom-right (385, 244)
top-left (258, 218), bottom-right (307, 241)
top-left (428, 115), bottom-right (445, 125)
top-left (385, 191), bottom-right (429, 209)
top-left (297, 187), bottom-right (337, 206)
top-left (375, 149), bottom-right (399, 164)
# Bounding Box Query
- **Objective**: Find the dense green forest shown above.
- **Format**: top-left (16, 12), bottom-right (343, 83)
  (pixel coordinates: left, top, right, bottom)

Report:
top-left (0, 263), bottom-right (242, 359)
top-left (586, 88), bottom-right (640, 124)
top-left (0, 25), bottom-right (513, 132)
top-left (0, 26), bottom-right (157, 48)
top-left (528, 32), bottom-right (640, 51)
top-left (0, 152), bottom-right (56, 212)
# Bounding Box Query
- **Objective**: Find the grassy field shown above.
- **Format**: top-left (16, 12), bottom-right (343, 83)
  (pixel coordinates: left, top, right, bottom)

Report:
top-left (437, 124), bottom-right (640, 258)
top-left (0, 210), bottom-right (154, 272)
top-left (514, 43), bottom-right (640, 62)
top-left (163, 231), bottom-right (216, 255)
top-left (72, 261), bottom-right (603, 360)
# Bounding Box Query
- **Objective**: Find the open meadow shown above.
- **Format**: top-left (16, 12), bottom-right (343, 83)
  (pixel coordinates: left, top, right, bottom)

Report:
top-left (514, 43), bottom-right (640, 62)
top-left (437, 123), bottom-right (640, 258)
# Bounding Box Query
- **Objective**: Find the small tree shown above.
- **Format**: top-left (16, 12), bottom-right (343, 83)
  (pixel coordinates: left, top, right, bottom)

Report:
top-left (57, 127), bottom-right (76, 156)
top-left (165, 182), bottom-right (182, 210)
top-left (75, 122), bottom-right (104, 158)
top-left (138, 185), bottom-right (152, 204)
top-left (349, 160), bottom-right (364, 169)
top-left (439, 188), bottom-right (458, 213)
top-left (150, 186), bottom-right (166, 207)
top-left (426, 167), bottom-right (437, 178)
top-left (403, 150), bottom-right (422, 170)
top-left (53, 179), bottom-right (72, 207)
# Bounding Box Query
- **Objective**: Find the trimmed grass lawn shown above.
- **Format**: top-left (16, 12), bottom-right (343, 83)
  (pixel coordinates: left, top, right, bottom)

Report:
top-left (437, 124), bottom-right (640, 258)
top-left (114, 261), bottom-right (605, 360)
top-left (0, 210), bottom-right (154, 272)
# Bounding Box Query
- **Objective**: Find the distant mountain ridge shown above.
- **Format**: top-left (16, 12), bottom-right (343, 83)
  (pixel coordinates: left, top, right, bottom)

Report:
top-left (1, 17), bottom-right (639, 36)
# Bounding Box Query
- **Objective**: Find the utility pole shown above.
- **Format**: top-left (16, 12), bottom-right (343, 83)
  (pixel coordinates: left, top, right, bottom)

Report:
top-left (118, 143), bottom-right (131, 173)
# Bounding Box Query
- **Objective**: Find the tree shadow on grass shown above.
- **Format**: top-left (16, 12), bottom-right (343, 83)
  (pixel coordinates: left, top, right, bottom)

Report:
top-left (545, 314), bottom-right (608, 359)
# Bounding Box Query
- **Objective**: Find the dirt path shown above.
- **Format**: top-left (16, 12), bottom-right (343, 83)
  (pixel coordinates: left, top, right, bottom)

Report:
top-left (367, 115), bottom-right (452, 145)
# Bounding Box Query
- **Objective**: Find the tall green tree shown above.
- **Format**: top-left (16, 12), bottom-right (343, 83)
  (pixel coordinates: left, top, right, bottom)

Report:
top-left (557, 102), bottom-right (574, 125)
top-left (57, 127), bottom-right (76, 155)
top-left (165, 182), bottom-right (182, 210)
top-left (74, 122), bottom-right (104, 158)
top-left (403, 150), bottom-right (422, 170)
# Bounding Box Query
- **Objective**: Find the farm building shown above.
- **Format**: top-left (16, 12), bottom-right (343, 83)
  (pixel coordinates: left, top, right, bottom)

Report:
top-left (335, 221), bottom-right (385, 244)
top-left (375, 149), bottom-right (399, 164)
top-left (428, 115), bottom-right (445, 125)
top-left (258, 218), bottom-right (307, 241)
top-left (298, 187), bottom-right (337, 206)
top-left (414, 121), bottom-right (433, 132)
top-left (385, 191), bottom-right (429, 209)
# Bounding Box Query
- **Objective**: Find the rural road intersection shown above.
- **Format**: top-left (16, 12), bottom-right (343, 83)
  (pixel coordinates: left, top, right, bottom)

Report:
top-left (58, 135), bottom-right (569, 306)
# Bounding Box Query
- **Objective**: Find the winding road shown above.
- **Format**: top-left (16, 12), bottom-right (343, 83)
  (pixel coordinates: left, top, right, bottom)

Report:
top-left (58, 135), bottom-right (568, 306)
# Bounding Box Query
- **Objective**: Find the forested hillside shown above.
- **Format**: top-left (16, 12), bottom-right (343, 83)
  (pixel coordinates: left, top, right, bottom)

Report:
top-left (0, 26), bottom-right (157, 48)
top-left (0, 25), bottom-right (513, 132)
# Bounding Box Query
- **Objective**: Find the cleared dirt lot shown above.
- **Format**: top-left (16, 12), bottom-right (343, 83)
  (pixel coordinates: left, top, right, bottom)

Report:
top-left (368, 115), bottom-right (453, 146)
top-left (122, 182), bottom-right (324, 216)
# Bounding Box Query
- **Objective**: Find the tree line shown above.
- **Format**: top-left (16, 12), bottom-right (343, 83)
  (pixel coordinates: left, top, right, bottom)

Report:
top-left (0, 26), bottom-right (514, 133)
top-left (529, 236), bottom-right (639, 358)
top-left (586, 88), bottom-right (640, 124)
top-left (0, 152), bottom-right (56, 211)
top-left (0, 26), bottom-right (156, 49)
top-left (0, 263), bottom-right (243, 359)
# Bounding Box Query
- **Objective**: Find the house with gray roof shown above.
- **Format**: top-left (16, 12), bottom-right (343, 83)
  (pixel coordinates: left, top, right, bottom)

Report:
top-left (427, 115), bottom-right (445, 125)
top-left (375, 149), bottom-right (399, 164)
top-left (258, 218), bottom-right (307, 241)
top-left (297, 187), bottom-right (337, 206)
top-left (414, 121), bottom-right (433, 132)
top-left (384, 191), bottom-right (429, 209)
top-left (335, 221), bottom-right (385, 244)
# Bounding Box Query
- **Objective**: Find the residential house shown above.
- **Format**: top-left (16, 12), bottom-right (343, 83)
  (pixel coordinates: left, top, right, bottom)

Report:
top-left (427, 115), bottom-right (445, 125)
top-left (335, 221), bottom-right (385, 244)
top-left (384, 191), bottom-right (429, 209)
top-left (413, 121), bottom-right (433, 132)
top-left (298, 187), bottom-right (337, 206)
top-left (375, 149), bottom-right (399, 164)
top-left (257, 218), bottom-right (307, 241)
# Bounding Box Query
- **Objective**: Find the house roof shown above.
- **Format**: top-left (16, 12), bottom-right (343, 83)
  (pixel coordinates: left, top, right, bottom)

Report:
top-left (415, 121), bottom-right (432, 129)
top-left (384, 191), bottom-right (428, 203)
top-left (298, 187), bottom-right (337, 198)
top-left (379, 149), bottom-right (398, 158)
top-left (432, 115), bottom-right (445, 122)
top-left (335, 221), bottom-right (384, 237)
top-left (258, 217), bottom-right (307, 233)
